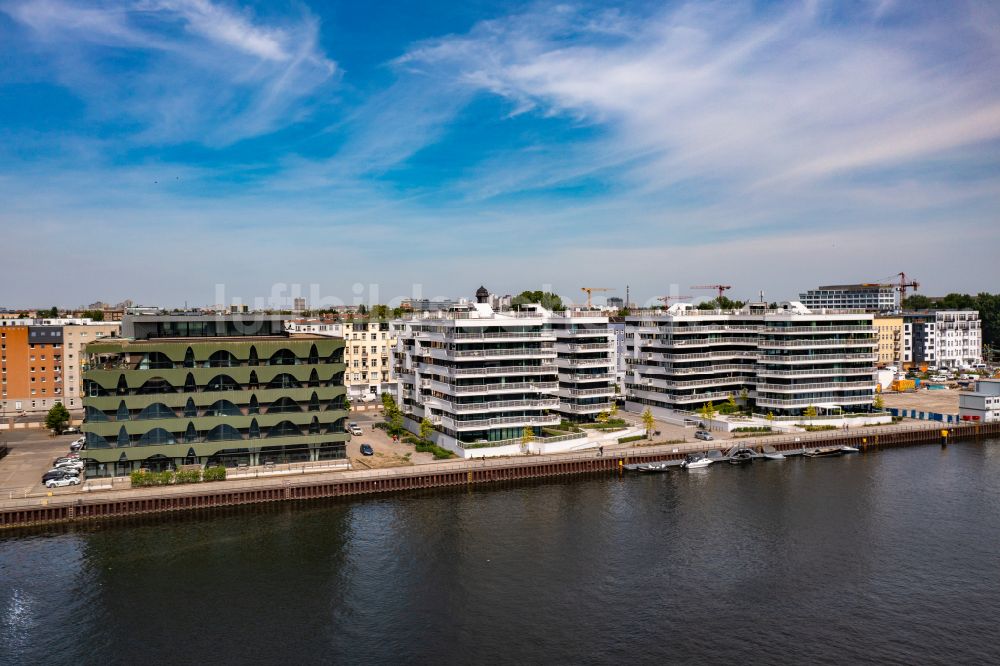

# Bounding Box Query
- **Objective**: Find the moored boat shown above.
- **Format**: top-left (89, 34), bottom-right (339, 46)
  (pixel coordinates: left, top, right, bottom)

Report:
top-left (681, 454), bottom-right (712, 469)
top-left (804, 447), bottom-right (844, 458)
top-left (728, 449), bottom-right (754, 465)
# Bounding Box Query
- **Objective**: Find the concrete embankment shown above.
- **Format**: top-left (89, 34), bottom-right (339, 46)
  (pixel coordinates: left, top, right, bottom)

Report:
top-left (3, 422), bottom-right (999, 530)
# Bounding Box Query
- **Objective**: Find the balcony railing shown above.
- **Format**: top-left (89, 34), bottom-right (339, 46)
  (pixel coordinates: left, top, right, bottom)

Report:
top-left (560, 401), bottom-right (614, 413)
top-left (441, 414), bottom-right (561, 430)
top-left (450, 381), bottom-right (559, 393)
top-left (757, 338), bottom-right (876, 348)
top-left (761, 325), bottom-right (876, 334)
top-left (759, 353), bottom-right (877, 363)
top-left (560, 386), bottom-right (616, 396)
top-left (755, 381), bottom-right (875, 393)
top-left (554, 358), bottom-right (613, 368)
top-left (755, 395), bottom-right (874, 407)
top-left (756, 368), bottom-right (875, 377)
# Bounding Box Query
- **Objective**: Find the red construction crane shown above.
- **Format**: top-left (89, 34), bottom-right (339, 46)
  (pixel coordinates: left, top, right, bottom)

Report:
top-left (690, 284), bottom-right (732, 300)
top-left (657, 295), bottom-right (691, 307)
top-left (897, 272), bottom-right (919, 304)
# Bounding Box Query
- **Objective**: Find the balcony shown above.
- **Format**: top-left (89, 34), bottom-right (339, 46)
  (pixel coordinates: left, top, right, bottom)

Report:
top-left (759, 353), bottom-right (877, 364)
top-left (558, 386), bottom-right (616, 397)
top-left (756, 368), bottom-right (875, 378)
top-left (761, 325), bottom-right (876, 334)
top-left (757, 338), bottom-right (876, 348)
top-left (441, 414), bottom-right (560, 431)
top-left (756, 395), bottom-right (874, 408)
top-left (563, 372), bottom-right (616, 382)
top-left (554, 357), bottom-right (613, 368)
top-left (755, 381), bottom-right (875, 393)
top-left (638, 376), bottom-right (748, 390)
top-left (667, 337), bottom-right (759, 347)
top-left (450, 381), bottom-right (559, 394)
top-left (560, 402), bottom-right (614, 413)
top-left (451, 331), bottom-right (556, 341)
top-left (554, 342), bottom-right (612, 353)
top-left (449, 364), bottom-right (558, 378)
top-left (638, 350), bottom-right (759, 362)
top-left (445, 398), bottom-right (561, 413)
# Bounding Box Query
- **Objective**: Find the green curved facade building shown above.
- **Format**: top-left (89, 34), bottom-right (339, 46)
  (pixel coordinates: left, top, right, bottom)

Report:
top-left (81, 317), bottom-right (348, 477)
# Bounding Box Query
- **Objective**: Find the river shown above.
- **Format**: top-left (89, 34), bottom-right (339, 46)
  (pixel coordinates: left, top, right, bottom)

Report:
top-left (3, 441), bottom-right (1000, 664)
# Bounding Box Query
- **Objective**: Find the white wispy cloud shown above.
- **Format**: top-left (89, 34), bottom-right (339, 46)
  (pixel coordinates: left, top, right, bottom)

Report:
top-left (395, 0), bottom-right (1000, 197)
top-left (2, 0), bottom-right (337, 145)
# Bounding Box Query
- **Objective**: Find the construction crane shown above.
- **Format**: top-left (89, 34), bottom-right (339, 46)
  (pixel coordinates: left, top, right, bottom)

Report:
top-left (657, 295), bottom-right (691, 307)
top-left (896, 272), bottom-right (919, 304)
top-left (581, 287), bottom-right (612, 309)
top-left (690, 284), bottom-right (733, 301)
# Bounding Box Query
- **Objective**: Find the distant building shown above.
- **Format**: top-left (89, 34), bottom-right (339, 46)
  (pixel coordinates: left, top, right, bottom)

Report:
top-left (1, 318), bottom-right (120, 415)
top-left (959, 379), bottom-right (1000, 423)
top-left (607, 297), bottom-right (624, 309)
top-left (293, 297), bottom-right (307, 314)
top-left (286, 318), bottom-right (396, 401)
top-left (874, 316), bottom-right (903, 367)
top-left (81, 314), bottom-right (348, 477)
top-left (799, 284), bottom-right (899, 312)
top-left (400, 297), bottom-right (463, 312)
top-left (902, 311), bottom-right (982, 369)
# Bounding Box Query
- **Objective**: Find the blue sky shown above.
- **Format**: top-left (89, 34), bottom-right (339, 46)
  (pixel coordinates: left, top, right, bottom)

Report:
top-left (1, 0), bottom-right (999, 309)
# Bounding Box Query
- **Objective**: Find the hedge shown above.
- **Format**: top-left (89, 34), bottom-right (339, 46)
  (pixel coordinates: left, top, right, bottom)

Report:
top-left (617, 435), bottom-right (645, 444)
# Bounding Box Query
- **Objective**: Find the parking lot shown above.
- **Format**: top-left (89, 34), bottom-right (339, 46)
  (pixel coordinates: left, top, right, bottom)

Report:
top-left (347, 411), bottom-right (438, 467)
top-left (0, 430), bottom-right (86, 498)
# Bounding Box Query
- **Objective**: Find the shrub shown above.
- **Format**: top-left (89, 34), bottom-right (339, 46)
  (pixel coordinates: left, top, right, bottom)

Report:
top-left (799, 424), bottom-right (837, 432)
top-left (174, 469), bottom-right (202, 484)
top-left (203, 466), bottom-right (227, 482)
top-left (618, 434), bottom-right (644, 444)
top-left (734, 427), bottom-right (772, 433)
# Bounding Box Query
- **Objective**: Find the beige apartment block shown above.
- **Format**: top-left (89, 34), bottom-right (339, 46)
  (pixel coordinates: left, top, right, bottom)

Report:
top-left (63, 322), bottom-right (121, 410)
top-left (874, 316), bottom-right (903, 368)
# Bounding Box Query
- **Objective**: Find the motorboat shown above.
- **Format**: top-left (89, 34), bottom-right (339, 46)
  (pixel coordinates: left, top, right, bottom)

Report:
top-left (681, 454), bottom-right (712, 469)
top-left (804, 447), bottom-right (844, 458)
top-left (637, 462), bottom-right (672, 473)
top-left (728, 449), bottom-right (754, 465)
top-left (840, 445), bottom-right (860, 453)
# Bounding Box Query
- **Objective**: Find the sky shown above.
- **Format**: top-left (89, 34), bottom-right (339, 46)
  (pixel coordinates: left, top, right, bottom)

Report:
top-left (1, 0), bottom-right (999, 309)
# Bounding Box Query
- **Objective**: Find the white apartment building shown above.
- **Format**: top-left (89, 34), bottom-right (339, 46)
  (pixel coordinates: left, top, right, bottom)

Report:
top-left (625, 302), bottom-right (877, 420)
top-left (902, 311), bottom-right (982, 369)
top-left (392, 303), bottom-right (615, 454)
top-left (287, 318), bottom-right (395, 401)
top-left (799, 284), bottom-right (900, 312)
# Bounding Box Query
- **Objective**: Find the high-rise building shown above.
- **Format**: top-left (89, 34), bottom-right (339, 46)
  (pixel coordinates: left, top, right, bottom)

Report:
top-left (80, 314), bottom-right (348, 477)
top-left (625, 302), bottom-right (877, 418)
top-left (392, 303), bottom-right (615, 455)
top-left (799, 284), bottom-right (900, 312)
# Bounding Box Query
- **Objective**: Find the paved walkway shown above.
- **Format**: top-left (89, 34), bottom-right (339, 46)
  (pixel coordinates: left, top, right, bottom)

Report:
top-left (0, 420), bottom-right (951, 513)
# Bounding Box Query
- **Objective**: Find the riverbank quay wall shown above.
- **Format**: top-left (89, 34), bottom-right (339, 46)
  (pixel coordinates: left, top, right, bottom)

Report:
top-left (4, 422), bottom-right (1000, 530)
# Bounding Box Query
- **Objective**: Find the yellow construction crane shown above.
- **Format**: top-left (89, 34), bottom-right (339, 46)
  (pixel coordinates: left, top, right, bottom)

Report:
top-left (581, 287), bottom-right (612, 309)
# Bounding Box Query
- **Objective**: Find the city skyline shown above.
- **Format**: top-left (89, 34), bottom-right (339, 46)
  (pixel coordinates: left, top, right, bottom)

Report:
top-left (2, 0), bottom-right (999, 306)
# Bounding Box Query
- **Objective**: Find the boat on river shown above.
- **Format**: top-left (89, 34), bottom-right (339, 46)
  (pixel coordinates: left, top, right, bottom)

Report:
top-left (804, 447), bottom-right (844, 458)
top-left (636, 462), bottom-right (672, 473)
top-left (728, 449), bottom-right (754, 465)
top-left (681, 454), bottom-right (712, 469)
top-left (761, 445), bottom-right (785, 460)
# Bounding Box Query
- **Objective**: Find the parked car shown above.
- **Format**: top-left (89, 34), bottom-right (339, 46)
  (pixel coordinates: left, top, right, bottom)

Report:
top-left (694, 430), bottom-right (714, 441)
top-left (360, 443), bottom-right (374, 456)
top-left (45, 476), bottom-right (80, 488)
top-left (349, 423), bottom-right (364, 436)
top-left (42, 470), bottom-right (78, 482)
top-left (46, 467), bottom-right (81, 477)
top-left (69, 442), bottom-right (84, 452)
top-left (63, 426), bottom-right (81, 434)
top-left (55, 462), bottom-right (84, 471)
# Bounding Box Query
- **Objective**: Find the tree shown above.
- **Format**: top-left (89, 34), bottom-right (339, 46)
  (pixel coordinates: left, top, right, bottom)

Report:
top-left (739, 387), bottom-right (751, 415)
top-left (371, 304), bottom-right (390, 319)
top-left (609, 402), bottom-right (619, 418)
top-left (766, 411), bottom-right (774, 421)
top-left (873, 393), bottom-right (885, 411)
top-left (521, 425), bottom-right (535, 452)
top-left (511, 290), bottom-right (564, 311)
top-left (381, 392), bottom-right (399, 418)
top-left (46, 306), bottom-right (59, 317)
top-left (903, 295), bottom-right (933, 310)
top-left (392, 307), bottom-right (406, 318)
top-left (642, 407), bottom-right (654, 438)
top-left (45, 402), bottom-right (70, 434)
top-left (419, 417), bottom-right (435, 441)
top-left (803, 405), bottom-right (818, 418)
top-left (357, 304), bottom-right (368, 315)
top-left (700, 401), bottom-right (716, 420)
top-left (596, 411), bottom-right (609, 424)
top-left (389, 410), bottom-right (405, 436)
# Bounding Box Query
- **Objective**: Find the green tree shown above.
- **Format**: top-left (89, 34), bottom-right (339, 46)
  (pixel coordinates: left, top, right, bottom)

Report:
top-left (873, 393), bottom-right (885, 410)
top-left (390, 410), bottom-right (405, 436)
top-left (46, 306), bottom-right (59, 317)
top-left (392, 306), bottom-right (406, 318)
top-left (766, 411), bottom-right (774, 421)
top-left (642, 407), bottom-right (654, 438)
top-left (609, 402), bottom-right (619, 418)
top-left (803, 405), bottom-right (818, 418)
top-left (356, 304), bottom-right (368, 315)
top-left (45, 402), bottom-right (71, 434)
top-left (381, 392), bottom-right (399, 418)
top-left (596, 411), bottom-right (609, 424)
top-left (521, 425), bottom-right (535, 452)
top-left (371, 304), bottom-right (390, 319)
top-left (697, 296), bottom-right (746, 310)
top-left (700, 401), bottom-right (716, 419)
top-left (902, 295), bottom-right (933, 310)
top-left (419, 417), bottom-right (435, 441)
top-left (511, 290), bottom-right (564, 311)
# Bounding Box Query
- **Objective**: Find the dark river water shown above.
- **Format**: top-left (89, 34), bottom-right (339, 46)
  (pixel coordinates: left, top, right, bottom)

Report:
top-left (3, 441), bottom-right (1000, 665)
